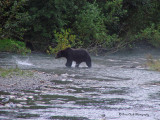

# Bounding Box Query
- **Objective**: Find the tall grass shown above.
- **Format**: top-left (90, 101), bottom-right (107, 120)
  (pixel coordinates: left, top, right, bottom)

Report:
top-left (146, 54), bottom-right (160, 71)
top-left (0, 67), bottom-right (33, 78)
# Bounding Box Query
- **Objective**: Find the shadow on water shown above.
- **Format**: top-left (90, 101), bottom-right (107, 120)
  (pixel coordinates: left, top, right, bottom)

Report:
top-left (1, 51), bottom-right (160, 119)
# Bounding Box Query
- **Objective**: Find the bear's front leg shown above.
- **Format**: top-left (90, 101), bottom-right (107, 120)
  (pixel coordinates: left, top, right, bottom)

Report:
top-left (65, 60), bottom-right (72, 67)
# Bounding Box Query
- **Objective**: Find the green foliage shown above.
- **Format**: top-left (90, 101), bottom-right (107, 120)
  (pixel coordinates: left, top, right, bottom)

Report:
top-left (74, 2), bottom-right (107, 47)
top-left (105, 34), bottom-right (121, 48)
top-left (0, 0), bottom-right (30, 40)
top-left (0, 39), bottom-right (31, 54)
top-left (146, 54), bottom-right (160, 71)
top-left (25, 0), bottom-right (77, 51)
top-left (135, 24), bottom-right (160, 47)
top-left (1, 0), bottom-right (160, 52)
top-left (74, 1), bottom-right (123, 50)
top-left (47, 29), bottom-right (82, 54)
top-left (103, 0), bottom-right (127, 34)
top-left (122, 0), bottom-right (160, 33)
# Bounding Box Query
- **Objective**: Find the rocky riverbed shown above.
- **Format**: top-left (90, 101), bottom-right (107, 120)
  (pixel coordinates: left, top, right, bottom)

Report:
top-left (1, 51), bottom-right (160, 120)
top-left (0, 70), bottom-right (58, 92)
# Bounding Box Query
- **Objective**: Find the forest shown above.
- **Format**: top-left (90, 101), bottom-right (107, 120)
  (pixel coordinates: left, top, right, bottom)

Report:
top-left (0, 0), bottom-right (160, 54)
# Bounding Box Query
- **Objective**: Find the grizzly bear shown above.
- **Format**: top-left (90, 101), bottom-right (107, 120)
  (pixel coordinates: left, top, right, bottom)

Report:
top-left (55, 48), bottom-right (91, 68)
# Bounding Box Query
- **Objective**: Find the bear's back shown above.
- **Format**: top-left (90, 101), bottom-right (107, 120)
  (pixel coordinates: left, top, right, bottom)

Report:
top-left (71, 48), bottom-right (91, 62)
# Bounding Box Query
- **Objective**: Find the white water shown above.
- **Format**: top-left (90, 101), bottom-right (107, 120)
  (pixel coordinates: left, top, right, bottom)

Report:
top-left (14, 57), bottom-right (33, 66)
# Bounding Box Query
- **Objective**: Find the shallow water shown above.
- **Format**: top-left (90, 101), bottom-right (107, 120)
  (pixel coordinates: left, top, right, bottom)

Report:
top-left (0, 50), bottom-right (160, 120)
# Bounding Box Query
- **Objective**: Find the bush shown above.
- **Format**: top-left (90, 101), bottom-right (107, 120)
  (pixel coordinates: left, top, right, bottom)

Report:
top-left (47, 29), bottom-right (82, 54)
top-left (73, 2), bottom-right (122, 52)
top-left (146, 54), bottom-right (160, 71)
top-left (74, 2), bottom-right (107, 47)
top-left (103, 0), bottom-right (127, 34)
top-left (0, 38), bottom-right (31, 54)
top-left (0, 0), bottom-right (30, 40)
top-left (135, 24), bottom-right (160, 47)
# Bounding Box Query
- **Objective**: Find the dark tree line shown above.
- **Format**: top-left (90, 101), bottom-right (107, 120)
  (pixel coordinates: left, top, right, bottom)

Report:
top-left (0, 0), bottom-right (160, 53)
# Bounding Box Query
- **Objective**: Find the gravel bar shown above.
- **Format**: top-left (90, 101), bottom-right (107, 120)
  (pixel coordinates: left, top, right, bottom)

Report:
top-left (0, 70), bottom-right (58, 92)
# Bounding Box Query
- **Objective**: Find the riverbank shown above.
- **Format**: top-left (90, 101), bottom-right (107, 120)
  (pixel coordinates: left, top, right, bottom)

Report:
top-left (0, 46), bottom-right (160, 92)
top-left (0, 69), bottom-right (58, 92)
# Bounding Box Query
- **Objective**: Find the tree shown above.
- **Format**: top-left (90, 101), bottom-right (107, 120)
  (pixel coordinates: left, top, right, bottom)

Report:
top-left (0, 0), bottom-right (30, 40)
top-left (74, 2), bottom-right (107, 47)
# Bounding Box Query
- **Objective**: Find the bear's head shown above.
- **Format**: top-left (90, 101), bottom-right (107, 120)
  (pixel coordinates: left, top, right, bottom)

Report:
top-left (55, 51), bottom-right (63, 58)
top-left (55, 48), bottom-right (71, 59)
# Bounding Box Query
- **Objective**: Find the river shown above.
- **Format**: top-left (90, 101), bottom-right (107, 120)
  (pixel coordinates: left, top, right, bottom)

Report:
top-left (0, 49), bottom-right (160, 120)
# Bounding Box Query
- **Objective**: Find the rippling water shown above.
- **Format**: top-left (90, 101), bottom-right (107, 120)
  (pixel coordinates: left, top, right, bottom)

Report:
top-left (0, 50), bottom-right (160, 120)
